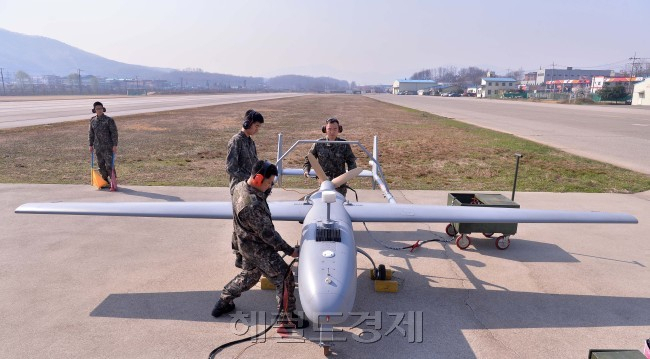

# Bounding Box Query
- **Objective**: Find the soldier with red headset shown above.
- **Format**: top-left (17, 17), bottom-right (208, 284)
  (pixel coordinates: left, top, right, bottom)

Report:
top-left (212, 160), bottom-right (307, 328)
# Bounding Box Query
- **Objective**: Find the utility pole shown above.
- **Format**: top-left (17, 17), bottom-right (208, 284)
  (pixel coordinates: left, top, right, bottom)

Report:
top-left (551, 61), bottom-right (556, 93)
top-left (627, 53), bottom-right (649, 96)
top-left (77, 69), bottom-right (83, 94)
top-left (0, 68), bottom-right (5, 95)
top-left (628, 53), bottom-right (637, 95)
top-left (629, 52), bottom-right (639, 77)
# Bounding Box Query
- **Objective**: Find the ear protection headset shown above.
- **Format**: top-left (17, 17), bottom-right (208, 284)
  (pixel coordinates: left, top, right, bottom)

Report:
top-left (91, 103), bottom-right (107, 113)
top-left (251, 160), bottom-right (272, 187)
top-left (242, 109), bottom-right (257, 129)
top-left (322, 118), bottom-right (343, 133)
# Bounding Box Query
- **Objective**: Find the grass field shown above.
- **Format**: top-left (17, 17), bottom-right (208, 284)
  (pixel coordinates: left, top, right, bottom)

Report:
top-left (1, 94), bottom-right (649, 193)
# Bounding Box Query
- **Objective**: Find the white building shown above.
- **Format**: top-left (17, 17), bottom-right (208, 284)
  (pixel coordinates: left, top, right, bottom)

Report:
top-left (478, 77), bottom-right (517, 98)
top-left (591, 76), bottom-right (645, 93)
top-left (631, 78), bottom-right (650, 106)
top-left (392, 79), bottom-right (437, 95)
top-left (533, 67), bottom-right (612, 86)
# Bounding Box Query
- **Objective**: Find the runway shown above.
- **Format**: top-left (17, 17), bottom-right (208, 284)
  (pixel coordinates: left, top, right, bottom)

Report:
top-left (0, 93), bottom-right (303, 129)
top-left (368, 94), bottom-right (650, 175)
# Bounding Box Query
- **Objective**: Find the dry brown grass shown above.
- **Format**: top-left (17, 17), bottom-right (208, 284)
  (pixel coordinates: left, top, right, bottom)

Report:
top-left (1, 94), bottom-right (649, 193)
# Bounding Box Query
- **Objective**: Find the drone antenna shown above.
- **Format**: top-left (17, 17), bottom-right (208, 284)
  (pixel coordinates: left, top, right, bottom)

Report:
top-left (322, 191), bottom-right (337, 225)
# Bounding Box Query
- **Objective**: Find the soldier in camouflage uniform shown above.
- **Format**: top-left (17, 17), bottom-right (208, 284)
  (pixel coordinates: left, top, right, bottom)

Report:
top-left (88, 101), bottom-right (118, 184)
top-left (226, 110), bottom-right (264, 268)
top-left (303, 117), bottom-right (357, 197)
top-left (212, 161), bottom-right (307, 328)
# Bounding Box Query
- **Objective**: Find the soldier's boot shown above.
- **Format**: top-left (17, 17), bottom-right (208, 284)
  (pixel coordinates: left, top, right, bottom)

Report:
top-left (278, 311), bottom-right (309, 329)
top-left (234, 252), bottom-right (243, 269)
top-left (211, 299), bottom-right (235, 318)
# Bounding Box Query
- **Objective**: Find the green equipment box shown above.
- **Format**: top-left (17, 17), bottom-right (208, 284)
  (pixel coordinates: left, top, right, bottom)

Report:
top-left (447, 193), bottom-right (520, 235)
top-left (589, 349), bottom-right (646, 359)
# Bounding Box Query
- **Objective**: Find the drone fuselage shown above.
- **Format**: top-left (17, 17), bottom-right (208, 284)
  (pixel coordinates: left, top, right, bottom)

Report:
top-left (298, 182), bottom-right (357, 325)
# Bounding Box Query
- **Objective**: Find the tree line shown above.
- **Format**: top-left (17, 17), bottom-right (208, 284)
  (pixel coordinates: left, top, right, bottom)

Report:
top-left (410, 66), bottom-right (525, 85)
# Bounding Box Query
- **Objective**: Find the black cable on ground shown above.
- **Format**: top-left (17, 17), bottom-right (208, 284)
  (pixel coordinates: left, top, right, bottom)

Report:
top-left (208, 258), bottom-right (298, 358)
top-left (347, 185), bottom-right (451, 251)
top-left (362, 222), bottom-right (453, 252)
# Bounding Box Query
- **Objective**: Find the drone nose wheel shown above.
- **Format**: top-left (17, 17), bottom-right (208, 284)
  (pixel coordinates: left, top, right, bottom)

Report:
top-left (374, 264), bottom-right (386, 280)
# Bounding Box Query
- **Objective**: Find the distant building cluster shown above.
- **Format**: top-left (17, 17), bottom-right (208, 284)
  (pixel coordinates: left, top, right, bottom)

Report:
top-left (0, 72), bottom-right (271, 96)
top-left (0, 71), bottom-right (357, 96)
top-left (392, 67), bottom-right (649, 106)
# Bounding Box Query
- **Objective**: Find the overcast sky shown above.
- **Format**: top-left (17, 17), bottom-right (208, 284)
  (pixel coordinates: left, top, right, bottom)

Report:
top-left (1, 0), bottom-right (647, 85)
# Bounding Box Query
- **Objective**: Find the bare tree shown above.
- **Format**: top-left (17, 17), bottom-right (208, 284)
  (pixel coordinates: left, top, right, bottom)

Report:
top-left (15, 70), bottom-right (32, 89)
top-left (505, 68), bottom-right (524, 81)
top-left (434, 66), bottom-right (458, 83)
top-left (89, 76), bottom-right (99, 94)
top-left (457, 67), bottom-right (487, 85)
top-left (411, 66), bottom-right (489, 85)
top-left (410, 69), bottom-right (433, 80)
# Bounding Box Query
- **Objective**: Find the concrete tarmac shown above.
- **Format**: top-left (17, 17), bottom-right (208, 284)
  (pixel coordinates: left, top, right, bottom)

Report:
top-left (2, 183), bottom-right (649, 358)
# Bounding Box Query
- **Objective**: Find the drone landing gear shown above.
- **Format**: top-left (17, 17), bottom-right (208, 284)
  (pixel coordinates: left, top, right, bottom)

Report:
top-left (319, 324), bottom-right (335, 356)
top-left (356, 248), bottom-right (398, 292)
top-left (370, 264), bottom-right (392, 280)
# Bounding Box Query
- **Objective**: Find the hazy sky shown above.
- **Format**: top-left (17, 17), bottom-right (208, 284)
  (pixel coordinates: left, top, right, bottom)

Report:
top-left (1, 0), bottom-right (647, 84)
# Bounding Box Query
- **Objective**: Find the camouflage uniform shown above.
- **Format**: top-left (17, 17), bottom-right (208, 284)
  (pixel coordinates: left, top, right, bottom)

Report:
top-left (219, 181), bottom-right (297, 312)
top-left (226, 131), bottom-right (258, 261)
top-left (226, 131), bottom-right (258, 194)
top-left (89, 114), bottom-right (118, 182)
top-left (303, 137), bottom-right (357, 196)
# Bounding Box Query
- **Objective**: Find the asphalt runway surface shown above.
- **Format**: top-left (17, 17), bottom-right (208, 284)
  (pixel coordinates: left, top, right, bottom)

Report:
top-left (367, 94), bottom-right (650, 175)
top-left (0, 93), bottom-right (303, 129)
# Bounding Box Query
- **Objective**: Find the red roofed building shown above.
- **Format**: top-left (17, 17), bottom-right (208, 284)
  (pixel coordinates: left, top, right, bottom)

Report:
top-left (591, 76), bottom-right (645, 93)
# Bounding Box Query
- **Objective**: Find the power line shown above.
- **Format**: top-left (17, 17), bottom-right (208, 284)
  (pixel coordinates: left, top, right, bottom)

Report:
top-left (556, 59), bottom-right (630, 69)
top-left (628, 53), bottom-right (650, 77)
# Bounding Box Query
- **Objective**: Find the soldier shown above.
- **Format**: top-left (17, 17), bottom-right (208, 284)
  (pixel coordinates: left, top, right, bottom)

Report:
top-left (226, 109), bottom-right (264, 268)
top-left (212, 161), bottom-right (307, 328)
top-left (303, 117), bottom-right (357, 197)
top-left (88, 101), bottom-right (118, 184)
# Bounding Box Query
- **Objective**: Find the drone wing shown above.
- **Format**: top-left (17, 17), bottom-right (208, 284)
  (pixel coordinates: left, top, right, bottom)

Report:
top-left (15, 201), bottom-right (312, 221)
top-left (16, 199), bottom-right (636, 224)
top-left (344, 203), bottom-right (637, 224)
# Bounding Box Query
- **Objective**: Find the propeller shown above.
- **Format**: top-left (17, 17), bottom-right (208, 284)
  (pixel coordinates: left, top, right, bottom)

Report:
top-left (307, 153), bottom-right (326, 183)
top-left (332, 167), bottom-right (363, 187)
top-left (302, 154), bottom-right (364, 200)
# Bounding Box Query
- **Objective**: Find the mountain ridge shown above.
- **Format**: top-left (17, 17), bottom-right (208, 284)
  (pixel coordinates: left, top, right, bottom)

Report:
top-left (0, 28), bottom-right (350, 91)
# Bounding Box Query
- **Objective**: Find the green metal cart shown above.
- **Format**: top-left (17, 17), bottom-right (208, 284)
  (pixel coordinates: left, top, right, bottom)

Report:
top-left (445, 193), bottom-right (520, 250)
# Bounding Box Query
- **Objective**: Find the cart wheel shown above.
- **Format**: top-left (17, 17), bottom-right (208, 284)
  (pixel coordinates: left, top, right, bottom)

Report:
top-left (495, 235), bottom-right (510, 250)
top-left (445, 224), bottom-right (457, 236)
top-left (483, 232), bottom-right (494, 238)
top-left (456, 234), bottom-right (471, 250)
